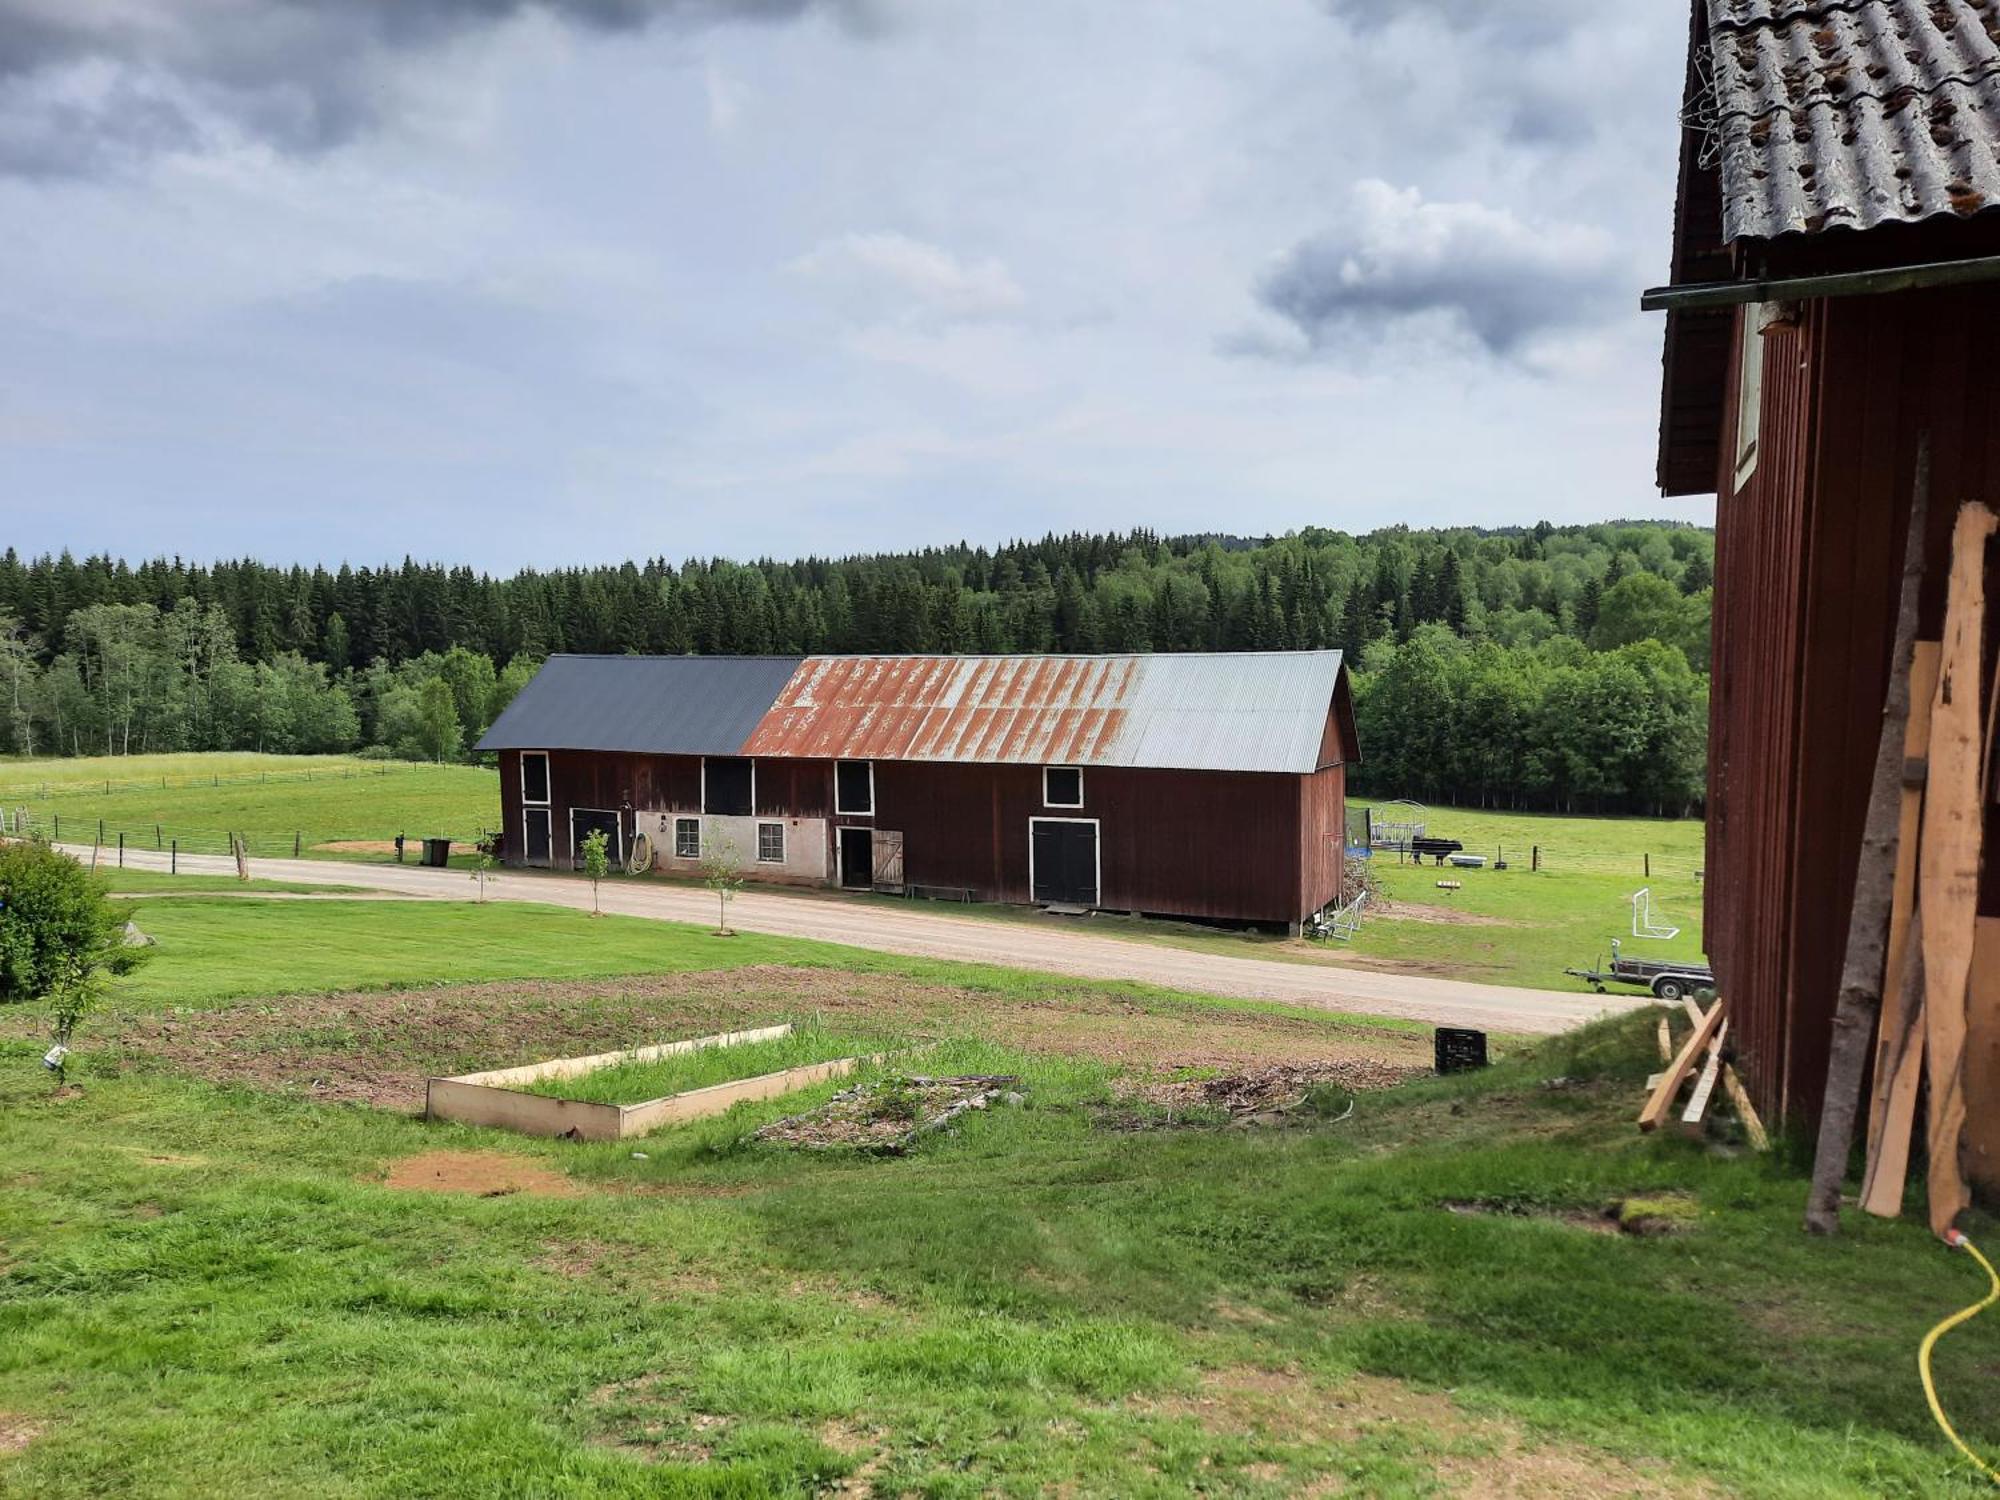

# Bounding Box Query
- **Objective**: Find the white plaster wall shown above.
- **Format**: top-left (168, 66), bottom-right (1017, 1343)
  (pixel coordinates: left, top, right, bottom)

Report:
top-left (638, 810), bottom-right (830, 884)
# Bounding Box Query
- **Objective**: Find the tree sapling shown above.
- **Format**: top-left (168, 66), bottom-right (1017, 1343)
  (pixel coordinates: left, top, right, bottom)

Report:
top-left (700, 834), bottom-right (745, 936)
top-left (580, 827), bottom-right (610, 915)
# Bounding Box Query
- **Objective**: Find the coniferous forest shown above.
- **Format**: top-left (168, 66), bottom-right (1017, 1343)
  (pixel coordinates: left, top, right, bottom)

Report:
top-left (0, 521), bottom-right (1712, 813)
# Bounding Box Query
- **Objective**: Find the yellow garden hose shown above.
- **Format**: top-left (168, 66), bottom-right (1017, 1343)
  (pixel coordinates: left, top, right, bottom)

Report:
top-left (1921, 1230), bottom-right (2000, 1487)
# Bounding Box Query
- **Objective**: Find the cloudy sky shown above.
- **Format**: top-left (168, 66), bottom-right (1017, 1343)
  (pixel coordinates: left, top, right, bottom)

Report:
top-left (1, 0), bottom-right (1701, 570)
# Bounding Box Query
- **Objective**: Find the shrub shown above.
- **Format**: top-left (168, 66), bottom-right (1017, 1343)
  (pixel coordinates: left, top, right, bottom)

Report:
top-left (0, 839), bottom-right (145, 1004)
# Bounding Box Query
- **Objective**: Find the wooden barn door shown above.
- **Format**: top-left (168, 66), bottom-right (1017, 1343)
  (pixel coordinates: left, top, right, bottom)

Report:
top-left (522, 808), bottom-right (552, 867)
top-left (871, 829), bottom-right (905, 892)
top-left (1031, 818), bottom-right (1099, 907)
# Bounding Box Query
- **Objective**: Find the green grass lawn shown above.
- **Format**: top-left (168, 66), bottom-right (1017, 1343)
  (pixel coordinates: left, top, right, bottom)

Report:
top-left (0, 893), bottom-right (1995, 1496)
top-left (0, 751), bottom-right (497, 859)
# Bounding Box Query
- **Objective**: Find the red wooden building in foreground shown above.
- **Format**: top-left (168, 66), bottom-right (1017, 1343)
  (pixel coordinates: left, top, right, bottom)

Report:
top-left (477, 651), bottom-right (1358, 932)
top-left (1651, 0), bottom-right (2000, 1176)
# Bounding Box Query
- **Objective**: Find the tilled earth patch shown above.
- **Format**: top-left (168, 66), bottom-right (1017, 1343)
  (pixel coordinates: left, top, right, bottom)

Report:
top-left (48, 966), bottom-right (1432, 1112)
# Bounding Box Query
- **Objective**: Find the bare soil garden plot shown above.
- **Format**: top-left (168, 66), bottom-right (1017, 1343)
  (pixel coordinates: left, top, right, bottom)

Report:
top-left (48, 964), bottom-right (1434, 1112)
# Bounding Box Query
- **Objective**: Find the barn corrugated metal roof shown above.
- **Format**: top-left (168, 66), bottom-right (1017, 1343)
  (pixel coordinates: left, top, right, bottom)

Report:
top-left (742, 652), bottom-right (1348, 774)
top-left (479, 651), bottom-right (1351, 774)
top-left (475, 654), bottom-right (804, 755)
top-left (1701, 0), bottom-right (2000, 240)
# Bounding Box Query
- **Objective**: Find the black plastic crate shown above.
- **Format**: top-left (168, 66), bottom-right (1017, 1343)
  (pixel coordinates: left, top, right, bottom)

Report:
top-left (1434, 1027), bottom-right (1488, 1074)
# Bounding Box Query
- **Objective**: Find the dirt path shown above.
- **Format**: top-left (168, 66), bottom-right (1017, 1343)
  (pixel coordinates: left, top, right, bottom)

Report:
top-left (70, 845), bottom-right (1650, 1035)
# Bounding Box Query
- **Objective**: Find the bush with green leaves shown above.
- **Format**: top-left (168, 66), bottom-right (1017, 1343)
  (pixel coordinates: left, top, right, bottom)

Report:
top-left (0, 838), bottom-right (146, 1004)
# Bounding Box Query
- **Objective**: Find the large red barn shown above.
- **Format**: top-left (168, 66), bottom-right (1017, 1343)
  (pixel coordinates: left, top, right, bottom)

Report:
top-left (477, 651), bottom-right (1359, 932)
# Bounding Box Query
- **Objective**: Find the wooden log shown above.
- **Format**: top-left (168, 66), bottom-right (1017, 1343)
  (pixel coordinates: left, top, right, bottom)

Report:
top-left (1681, 1019), bottom-right (1730, 1126)
top-left (1919, 501), bottom-right (1997, 1237)
top-left (1804, 442), bottom-right (1930, 1236)
top-left (1721, 1064), bottom-right (1770, 1150)
top-left (1641, 999), bottom-right (1726, 1132)
top-left (1862, 639), bottom-right (1940, 1205)
top-left (1861, 903), bottom-right (1927, 1218)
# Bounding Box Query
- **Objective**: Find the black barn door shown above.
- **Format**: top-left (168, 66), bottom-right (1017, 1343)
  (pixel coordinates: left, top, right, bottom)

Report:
top-left (523, 808), bottom-right (552, 866)
top-left (1031, 820), bottom-right (1098, 906)
top-left (569, 809), bottom-right (621, 869)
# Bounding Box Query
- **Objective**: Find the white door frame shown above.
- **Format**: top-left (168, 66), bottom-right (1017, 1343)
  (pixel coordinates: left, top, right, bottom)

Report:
top-left (1027, 815), bottom-right (1101, 905)
top-left (568, 807), bottom-right (625, 867)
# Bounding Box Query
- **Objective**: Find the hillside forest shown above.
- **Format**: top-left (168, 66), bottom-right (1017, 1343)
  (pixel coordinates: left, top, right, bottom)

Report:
top-left (0, 522), bottom-right (1712, 813)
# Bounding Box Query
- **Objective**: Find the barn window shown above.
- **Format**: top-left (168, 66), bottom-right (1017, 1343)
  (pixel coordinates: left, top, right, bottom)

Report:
top-left (702, 757), bottom-right (754, 816)
top-left (1733, 303), bottom-right (1766, 493)
top-left (674, 817), bottom-right (701, 860)
top-left (835, 760), bottom-right (874, 816)
top-left (757, 822), bottom-right (786, 864)
top-left (521, 751), bottom-right (550, 805)
top-left (1043, 765), bottom-right (1084, 808)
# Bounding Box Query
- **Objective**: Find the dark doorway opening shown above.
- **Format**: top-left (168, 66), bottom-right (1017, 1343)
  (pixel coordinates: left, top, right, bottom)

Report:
top-left (839, 826), bottom-right (873, 889)
top-left (570, 809), bottom-right (621, 869)
top-left (523, 808), bottom-right (552, 867)
top-left (1031, 819), bottom-right (1098, 906)
top-left (704, 757), bottom-right (754, 816)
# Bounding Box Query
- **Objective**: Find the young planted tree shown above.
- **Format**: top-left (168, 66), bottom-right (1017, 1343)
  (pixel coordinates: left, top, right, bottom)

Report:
top-left (469, 831), bottom-right (498, 904)
top-left (0, 839), bottom-right (146, 1088)
top-left (43, 951), bottom-right (103, 1090)
top-left (700, 834), bottom-right (745, 936)
top-left (580, 827), bottom-right (610, 915)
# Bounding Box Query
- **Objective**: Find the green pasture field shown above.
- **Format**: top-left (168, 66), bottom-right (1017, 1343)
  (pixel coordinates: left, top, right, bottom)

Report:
top-left (0, 752), bottom-right (498, 862)
top-left (0, 887), bottom-right (1991, 1496)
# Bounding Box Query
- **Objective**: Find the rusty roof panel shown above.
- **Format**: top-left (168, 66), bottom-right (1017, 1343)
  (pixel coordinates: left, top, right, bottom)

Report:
top-left (1700, 0), bottom-right (2000, 240)
top-left (742, 651), bottom-right (1347, 774)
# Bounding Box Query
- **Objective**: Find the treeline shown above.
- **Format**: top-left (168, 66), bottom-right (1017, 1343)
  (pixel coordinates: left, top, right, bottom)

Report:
top-left (1353, 629), bottom-right (1707, 815)
top-left (0, 522), bottom-right (1713, 809)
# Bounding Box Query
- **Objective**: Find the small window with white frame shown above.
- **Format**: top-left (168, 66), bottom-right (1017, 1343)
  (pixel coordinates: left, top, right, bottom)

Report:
top-left (1733, 302), bottom-right (1766, 493)
top-left (835, 759), bottom-right (874, 816)
top-left (1043, 765), bottom-right (1084, 808)
top-left (757, 822), bottom-right (786, 864)
top-left (674, 817), bottom-right (701, 860)
top-left (521, 751), bottom-right (550, 805)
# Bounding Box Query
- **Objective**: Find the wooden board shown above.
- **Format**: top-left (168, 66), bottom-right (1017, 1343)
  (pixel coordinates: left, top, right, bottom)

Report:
top-left (619, 1057), bottom-right (863, 1134)
top-left (1640, 1000), bottom-right (1726, 1132)
top-left (446, 1025), bottom-right (792, 1090)
top-left (1656, 1017), bottom-right (1673, 1064)
top-left (1962, 917), bottom-right (2000, 1196)
top-left (1861, 640), bottom-right (1940, 1212)
top-left (1919, 502), bottom-right (1996, 1236)
top-left (1681, 1019), bottom-right (1730, 1126)
top-left (1721, 1064), bottom-right (1770, 1150)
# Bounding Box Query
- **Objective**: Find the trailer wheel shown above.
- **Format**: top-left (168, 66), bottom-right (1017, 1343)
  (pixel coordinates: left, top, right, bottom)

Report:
top-left (1653, 976), bottom-right (1687, 1002)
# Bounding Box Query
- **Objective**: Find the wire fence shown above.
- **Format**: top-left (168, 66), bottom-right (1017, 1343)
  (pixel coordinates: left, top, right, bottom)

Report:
top-left (1365, 841), bottom-right (1704, 880)
top-left (2, 808), bottom-right (495, 868)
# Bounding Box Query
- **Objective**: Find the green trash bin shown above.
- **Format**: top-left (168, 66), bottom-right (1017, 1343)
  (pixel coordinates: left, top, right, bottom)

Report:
top-left (421, 837), bottom-right (452, 868)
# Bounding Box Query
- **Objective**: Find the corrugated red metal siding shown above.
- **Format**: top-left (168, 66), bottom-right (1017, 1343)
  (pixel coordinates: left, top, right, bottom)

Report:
top-left (1709, 283), bottom-right (2000, 1124)
top-left (1299, 762), bottom-right (1346, 920)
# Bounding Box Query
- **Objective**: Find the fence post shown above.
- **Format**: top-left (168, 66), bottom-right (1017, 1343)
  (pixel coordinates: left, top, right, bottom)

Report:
top-left (118, 832), bottom-right (124, 868)
top-left (1644, 852), bottom-right (1651, 879)
top-left (98, 817), bottom-right (104, 845)
top-left (294, 830), bottom-right (301, 858)
top-left (1532, 844), bottom-right (1540, 873)
top-left (53, 813), bottom-right (59, 841)
top-left (156, 823), bottom-right (162, 849)
top-left (171, 839), bottom-right (177, 875)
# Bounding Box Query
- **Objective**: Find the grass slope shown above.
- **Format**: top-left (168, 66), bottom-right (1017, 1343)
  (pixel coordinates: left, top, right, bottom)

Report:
top-left (0, 752), bottom-right (497, 858)
top-left (1, 1011), bottom-right (1993, 1495)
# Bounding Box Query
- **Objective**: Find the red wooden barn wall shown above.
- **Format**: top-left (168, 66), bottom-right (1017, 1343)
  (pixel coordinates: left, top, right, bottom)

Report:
top-left (498, 744), bottom-right (1348, 928)
top-left (1709, 283), bottom-right (2000, 1125)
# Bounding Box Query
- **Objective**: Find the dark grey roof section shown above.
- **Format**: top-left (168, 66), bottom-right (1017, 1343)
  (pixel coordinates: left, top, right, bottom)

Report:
top-left (475, 655), bottom-right (803, 756)
top-left (1700, 0), bottom-right (2000, 240)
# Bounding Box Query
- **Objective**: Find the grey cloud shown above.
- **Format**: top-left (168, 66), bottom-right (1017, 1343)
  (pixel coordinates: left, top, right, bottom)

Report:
top-left (1251, 180), bottom-right (1623, 360)
top-left (0, 0), bottom-right (874, 177)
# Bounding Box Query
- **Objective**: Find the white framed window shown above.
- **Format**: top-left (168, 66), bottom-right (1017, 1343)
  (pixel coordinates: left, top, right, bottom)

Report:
top-left (520, 751), bottom-right (550, 806)
top-left (674, 817), bottom-right (701, 860)
top-left (757, 822), bottom-right (786, 864)
top-left (835, 759), bottom-right (874, 816)
top-left (1733, 302), bottom-right (1766, 493)
top-left (1043, 765), bottom-right (1084, 809)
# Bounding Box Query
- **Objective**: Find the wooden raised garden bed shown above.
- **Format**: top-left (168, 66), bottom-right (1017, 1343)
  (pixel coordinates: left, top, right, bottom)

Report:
top-left (424, 1023), bottom-right (864, 1142)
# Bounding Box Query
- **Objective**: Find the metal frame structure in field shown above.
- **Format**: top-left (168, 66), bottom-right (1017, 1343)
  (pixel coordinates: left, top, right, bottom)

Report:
top-left (424, 1024), bottom-right (863, 1142)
